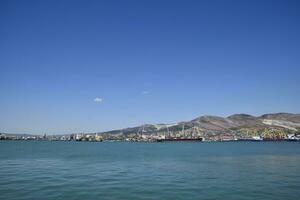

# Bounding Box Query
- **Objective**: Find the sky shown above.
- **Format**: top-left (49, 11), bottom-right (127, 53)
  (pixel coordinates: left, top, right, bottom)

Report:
top-left (1, 0), bottom-right (300, 134)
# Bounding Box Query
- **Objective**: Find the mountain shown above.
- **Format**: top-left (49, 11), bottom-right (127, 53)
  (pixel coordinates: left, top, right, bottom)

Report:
top-left (259, 113), bottom-right (300, 123)
top-left (100, 113), bottom-right (300, 136)
top-left (259, 113), bottom-right (300, 131)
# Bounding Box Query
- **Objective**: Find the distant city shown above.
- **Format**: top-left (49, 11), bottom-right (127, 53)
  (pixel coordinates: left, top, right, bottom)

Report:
top-left (1, 113), bottom-right (300, 142)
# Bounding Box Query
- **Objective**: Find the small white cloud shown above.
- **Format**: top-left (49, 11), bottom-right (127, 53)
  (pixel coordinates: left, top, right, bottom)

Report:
top-left (142, 91), bottom-right (149, 95)
top-left (94, 97), bottom-right (103, 103)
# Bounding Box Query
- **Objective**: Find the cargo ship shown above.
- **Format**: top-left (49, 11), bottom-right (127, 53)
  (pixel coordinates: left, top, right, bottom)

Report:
top-left (238, 136), bottom-right (263, 141)
top-left (156, 137), bottom-right (203, 142)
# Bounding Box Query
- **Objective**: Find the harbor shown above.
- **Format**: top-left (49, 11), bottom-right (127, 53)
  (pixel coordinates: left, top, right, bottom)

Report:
top-left (1, 131), bottom-right (299, 142)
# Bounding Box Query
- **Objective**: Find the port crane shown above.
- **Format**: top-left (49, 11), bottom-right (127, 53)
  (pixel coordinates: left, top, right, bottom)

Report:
top-left (136, 124), bottom-right (145, 138)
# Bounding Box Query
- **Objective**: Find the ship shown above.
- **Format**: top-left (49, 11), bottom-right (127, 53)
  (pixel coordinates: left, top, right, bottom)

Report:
top-left (238, 136), bottom-right (263, 141)
top-left (156, 137), bottom-right (203, 142)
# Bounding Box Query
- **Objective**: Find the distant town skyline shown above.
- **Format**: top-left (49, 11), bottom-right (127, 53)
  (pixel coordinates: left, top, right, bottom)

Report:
top-left (1, 0), bottom-right (300, 134)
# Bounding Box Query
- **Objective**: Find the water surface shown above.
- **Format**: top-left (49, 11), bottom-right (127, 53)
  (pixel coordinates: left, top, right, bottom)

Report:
top-left (0, 141), bottom-right (299, 200)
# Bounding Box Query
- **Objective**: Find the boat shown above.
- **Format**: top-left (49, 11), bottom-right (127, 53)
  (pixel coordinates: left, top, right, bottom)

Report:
top-left (238, 136), bottom-right (263, 141)
top-left (156, 138), bottom-right (203, 142)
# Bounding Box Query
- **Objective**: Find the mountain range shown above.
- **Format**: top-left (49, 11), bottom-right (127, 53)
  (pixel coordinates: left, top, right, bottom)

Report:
top-left (100, 113), bottom-right (300, 135)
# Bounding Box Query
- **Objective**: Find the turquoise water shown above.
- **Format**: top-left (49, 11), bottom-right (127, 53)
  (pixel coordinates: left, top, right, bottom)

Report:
top-left (0, 141), bottom-right (300, 200)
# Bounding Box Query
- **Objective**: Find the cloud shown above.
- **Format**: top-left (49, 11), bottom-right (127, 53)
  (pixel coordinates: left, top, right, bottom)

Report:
top-left (94, 97), bottom-right (103, 103)
top-left (142, 91), bottom-right (149, 95)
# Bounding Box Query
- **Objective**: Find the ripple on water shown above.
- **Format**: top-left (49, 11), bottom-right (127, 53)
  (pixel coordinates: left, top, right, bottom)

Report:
top-left (1, 141), bottom-right (300, 200)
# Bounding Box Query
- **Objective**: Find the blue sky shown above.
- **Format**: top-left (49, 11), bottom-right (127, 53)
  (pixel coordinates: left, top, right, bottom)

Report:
top-left (1, 0), bottom-right (300, 134)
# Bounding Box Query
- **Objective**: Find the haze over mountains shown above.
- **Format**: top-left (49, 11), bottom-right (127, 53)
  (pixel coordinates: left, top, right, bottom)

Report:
top-left (101, 113), bottom-right (300, 135)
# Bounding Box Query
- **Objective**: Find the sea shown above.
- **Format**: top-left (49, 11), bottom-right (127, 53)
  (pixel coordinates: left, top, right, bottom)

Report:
top-left (0, 141), bottom-right (299, 200)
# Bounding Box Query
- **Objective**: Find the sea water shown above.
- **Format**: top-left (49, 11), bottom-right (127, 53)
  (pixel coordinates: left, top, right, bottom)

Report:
top-left (0, 141), bottom-right (299, 200)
